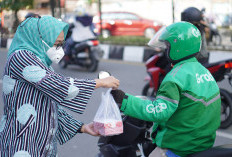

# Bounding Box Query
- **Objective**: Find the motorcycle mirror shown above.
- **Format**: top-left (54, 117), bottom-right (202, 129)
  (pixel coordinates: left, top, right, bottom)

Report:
top-left (98, 71), bottom-right (111, 79)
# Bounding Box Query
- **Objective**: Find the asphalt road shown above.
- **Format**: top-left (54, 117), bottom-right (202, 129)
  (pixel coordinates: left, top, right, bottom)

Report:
top-left (1, 48), bottom-right (232, 157)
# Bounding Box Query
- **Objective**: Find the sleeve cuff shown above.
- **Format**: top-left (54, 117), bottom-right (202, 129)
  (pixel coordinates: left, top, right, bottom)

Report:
top-left (56, 108), bottom-right (85, 145)
top-left (77, 122), bottom-right (84, 133)
top-left (120, 93), bottom-right (130, 112)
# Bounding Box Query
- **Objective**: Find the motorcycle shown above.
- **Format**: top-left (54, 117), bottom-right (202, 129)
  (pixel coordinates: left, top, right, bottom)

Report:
top-left (59, 16), bottom-right (104, 72)
top-left (96, 114), bottom-right (232, 157)
top-left (142, 52), bottom-right (232, 129)
top-left (200, 8), bottom-right (222, 46)
top-left (96, 113), bottom-right (155, 157)
top-left (59, 38), bottom-right (104, 72)
top-left (206, 21), bottom-right (222, 46)
top-left (96, 112), bottom-right (232, 157)
top-left (96, 71), bottom-right (232, 157)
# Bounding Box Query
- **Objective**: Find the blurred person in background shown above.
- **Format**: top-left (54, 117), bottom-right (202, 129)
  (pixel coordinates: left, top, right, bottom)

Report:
top-left (0, 15), bottom-right (119, 156)
top-left (181, 7), bottom-right (209, 64)
top-left (63, 7), bottom-right (97, 61)
top-left (25, 12), bottom-right (40, 19)
top-left (111, 22), bottom-right (220, 157)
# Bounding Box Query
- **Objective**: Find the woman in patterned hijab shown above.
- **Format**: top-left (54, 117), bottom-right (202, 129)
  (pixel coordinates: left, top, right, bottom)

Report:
top-left (1, 15), bottom-right (119, 157)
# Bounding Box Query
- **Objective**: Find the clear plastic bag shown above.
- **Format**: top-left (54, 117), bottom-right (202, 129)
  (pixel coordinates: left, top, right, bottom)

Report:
top-left (93, 89), bottom-right (123, 136)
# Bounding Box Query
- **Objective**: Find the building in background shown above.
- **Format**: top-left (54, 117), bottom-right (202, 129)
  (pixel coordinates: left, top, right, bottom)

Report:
top-left (98, 0), bottom-right (232, 25)
top-left (1, 0), bottom-right (232, 32)
top-left (57, 0), bottom-right (232, 26)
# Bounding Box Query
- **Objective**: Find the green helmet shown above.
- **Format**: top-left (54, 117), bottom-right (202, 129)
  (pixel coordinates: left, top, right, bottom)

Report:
top-left (148, 22), bottom-right (202, 63)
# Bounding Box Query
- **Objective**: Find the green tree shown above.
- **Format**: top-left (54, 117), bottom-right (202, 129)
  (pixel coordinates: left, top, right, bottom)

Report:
top-left (87, 0), bottom-right (97, 5)
top-left (0, 0), bottom-right (33, 32)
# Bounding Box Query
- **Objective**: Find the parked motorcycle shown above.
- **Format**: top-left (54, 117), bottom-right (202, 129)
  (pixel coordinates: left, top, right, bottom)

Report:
top-left (142, 52), bottom-right (232, 129)
top-left (96, 71), bottom-right (232, 157)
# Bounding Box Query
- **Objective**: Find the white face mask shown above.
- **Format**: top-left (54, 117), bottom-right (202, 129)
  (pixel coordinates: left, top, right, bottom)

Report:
top-left (42, 40), bottom-right (65, 64)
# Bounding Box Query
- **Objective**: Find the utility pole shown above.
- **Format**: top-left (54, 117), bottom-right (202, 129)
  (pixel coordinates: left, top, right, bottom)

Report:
top-left (172, 0), bottom-right (175, 23)
top-left (0, 11), bottom-right (2, 39)
top-left (98, 0), bottom-right (102, 35)
top-left (58, 0), bottom-right (61, 18)
top-left (50, 0), bottom-right (56, 17)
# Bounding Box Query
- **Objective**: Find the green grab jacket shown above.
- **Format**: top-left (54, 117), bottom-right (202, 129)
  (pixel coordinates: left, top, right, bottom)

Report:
top-left (121, 57), bottom-right (221, 157)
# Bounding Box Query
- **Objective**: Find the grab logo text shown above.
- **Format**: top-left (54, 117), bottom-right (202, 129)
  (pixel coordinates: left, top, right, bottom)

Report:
top-left (146, 103), bottom-right (167, 114)
top-left (196, 71), bottom-right (214, 84)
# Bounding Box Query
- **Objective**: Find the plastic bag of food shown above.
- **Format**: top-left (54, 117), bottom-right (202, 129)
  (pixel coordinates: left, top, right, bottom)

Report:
top-left (93, 89), bottom-right (123, 136)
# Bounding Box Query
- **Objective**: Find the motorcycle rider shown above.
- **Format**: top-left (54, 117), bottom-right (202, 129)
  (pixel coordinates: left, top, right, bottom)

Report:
top-left (63, 7), bottom-right (96, 60)
top-left (181, 7), bottom-right (209, 64)
top-left (111, 22), bottom-right (221, 157)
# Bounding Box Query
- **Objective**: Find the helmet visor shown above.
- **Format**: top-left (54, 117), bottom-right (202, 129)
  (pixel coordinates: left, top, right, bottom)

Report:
top-left (148, 26), bottom-right (168, 52)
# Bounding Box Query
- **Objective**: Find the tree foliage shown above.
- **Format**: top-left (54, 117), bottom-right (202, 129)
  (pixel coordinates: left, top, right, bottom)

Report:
top-left (87, 0), bottom-right (97, 5)
top-left (0, 0), bottom-right (33, 32)
top-left (0, 0), bottom-right (33, 12)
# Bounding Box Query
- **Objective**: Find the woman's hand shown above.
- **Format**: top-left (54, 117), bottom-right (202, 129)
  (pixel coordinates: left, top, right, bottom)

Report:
top-left (81, 122), bottom-right (99, 136)
top-left (95, 76), bottom-right (120, 89)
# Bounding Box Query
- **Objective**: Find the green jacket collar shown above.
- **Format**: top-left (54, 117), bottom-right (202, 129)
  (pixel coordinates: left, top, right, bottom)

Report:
top-left (173, 57), bottom-right (198, 69)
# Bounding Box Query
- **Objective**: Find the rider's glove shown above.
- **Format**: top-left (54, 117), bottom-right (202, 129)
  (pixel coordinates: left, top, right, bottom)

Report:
top-left (111, 89), bottom-right (125, 108)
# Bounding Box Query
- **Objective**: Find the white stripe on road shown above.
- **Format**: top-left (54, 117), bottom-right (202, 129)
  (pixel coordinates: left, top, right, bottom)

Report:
top-left (216, 131), bottom-right (232, 139)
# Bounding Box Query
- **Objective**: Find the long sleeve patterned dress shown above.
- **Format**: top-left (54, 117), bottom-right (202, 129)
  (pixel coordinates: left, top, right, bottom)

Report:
top-left (0, 50), bottom-right (96, 157)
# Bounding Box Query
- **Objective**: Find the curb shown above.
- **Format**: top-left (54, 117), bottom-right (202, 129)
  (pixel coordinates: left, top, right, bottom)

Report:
top-left (0, 38), bottom-right (156, 63)
top-left (100, 44), bottom-right (232, 63)
top-left (100, 44), bottom-right (156, 63)
top-left (1, 38), bottom-right (232, 63)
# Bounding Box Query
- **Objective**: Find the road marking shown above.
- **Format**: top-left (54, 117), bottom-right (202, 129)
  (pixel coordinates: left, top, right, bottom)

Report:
top-left (216, 131), bottom-right (232, 139)
top-left (101, 59), bottom-right (145, 66)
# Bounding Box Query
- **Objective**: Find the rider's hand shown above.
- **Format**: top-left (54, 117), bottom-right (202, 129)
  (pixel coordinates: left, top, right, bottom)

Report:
top-left (81, 122), bottom-right (100, 136)
top-left (95, 76), bottom-right (119, 89)
top-left (111, 89), bottom-right (125, 108)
